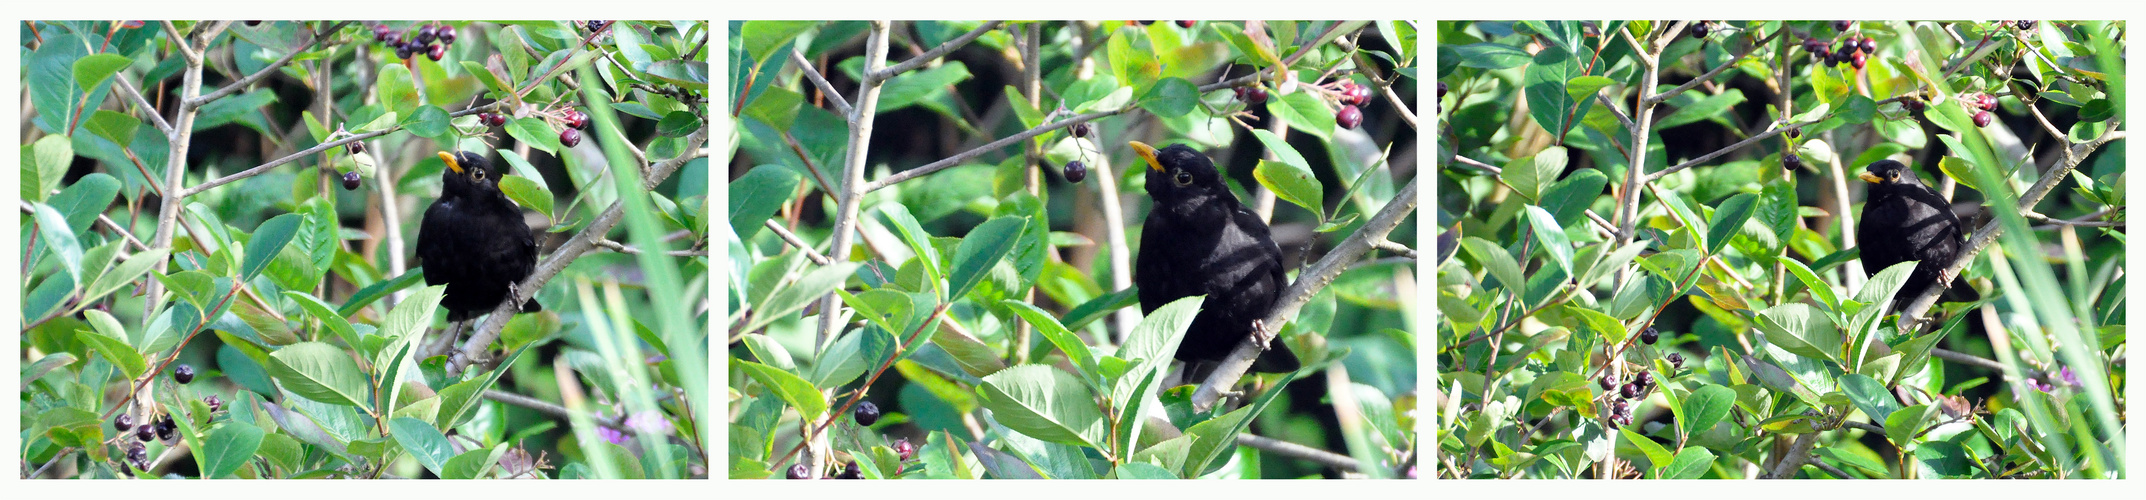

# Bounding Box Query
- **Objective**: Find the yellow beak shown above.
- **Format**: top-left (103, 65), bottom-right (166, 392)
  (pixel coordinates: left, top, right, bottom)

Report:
top-left (1129, 141), bottom-right (1164, 172)
top-left (1858, 171), bottom-right (1883, 183)
top-left (439, 152), bottom-right (463, 174)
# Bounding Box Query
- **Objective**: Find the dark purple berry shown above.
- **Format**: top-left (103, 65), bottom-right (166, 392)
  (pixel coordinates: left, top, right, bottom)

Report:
top-left (439, 25), bottom-right (457, 45)
top-left (114, 414), bottom-right (134, 432)
top-left (1071, 122), bottom-right (1091, 138)
top-left (1621, 381), bottom-right (1641, 399)
top-left (127, 443), bottom-right (148, 464)
top-left (135, 423), bottom-right (155, 442)
top-left (1688, 21), bottom-right (1710, 39)
top-left (204, 394), bottom-right (225, 413)
top-left (1242, 86), bottom-right (1268, 104)
top-left (786, 463), bottom-right (810, 479)
top-left (587, 20), bottom-right (609, 32)
top-left (1177, 20), bottom-right (1196, 28)
top-left (2017, 20), bottom-right (2037, 30)
top-left (342, 171), bottom-right (362, 190)
top-left (1834, 20), bottom-right (1853, 32)
top-left (568, 110), bottom-right (590, 130)
top-left (1902, 97), bottom-right (1926, 113)
top-left (893, 438), bottom-right (917, 461)
top-left (1135, 21), bottom-right (1156, 26)
top-left (1640, 327), bottom-right (1660, 345)
top-left (559, 128), bottom-right (582, 148)
top-left (1784, 152), bottom-right (1804, 172)
top-left (1973, 111), bottom-right (1994, 127)
top-left (1611, 399), bottom-right (1629, 417)
top-left (373, 25), bottom-right (392, 42)
top-left (416, 25), bottom-right (438, 44)
top-left (154, 415), bottom-right (175, 442)
top-left (1063, 160), bottom-right (1087, 183)
top-left (1788, 127), bottom-right (1801, 139)
top-left (1667, 352), bottom-right (1686, 369)
top-left (427, 43), bottom-right (446, 61)
top-left (173, 364), bottom-right (195, 384)
top-left (1437, 81), bottom-right (1447, 99)
top-left (395, 44), bottom-right (414, 60)
top-left (1860, 36), bottom-right (1877, 54)
top-left (1337, 105), bottom-right (1363, 129)
top-left (1598, 375), bottom-right (1616, 390)
top-left (246, 21), bottom-right (261, 26)
top-left (837, 461), bottom-right (862, 479)
top-left (1814, 47), bottom-right (1832, 61)
top-left (853, 401), bottom-right (881, 426)
top-left (1635, 371), bottom-right (1655, 389)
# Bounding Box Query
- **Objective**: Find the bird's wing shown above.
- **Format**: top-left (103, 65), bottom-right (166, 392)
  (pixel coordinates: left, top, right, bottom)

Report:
top-left (416, 200), bottom-right (457, 284)
top-left (1135, 212), bottom-right (1175, 313)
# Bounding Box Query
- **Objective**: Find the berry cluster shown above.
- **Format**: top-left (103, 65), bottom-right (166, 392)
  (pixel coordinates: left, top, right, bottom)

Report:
top-left (1336, 81), bottom-right (1374, 129)
top-left (1601, 370), bottom-right (1657, 428)
top-left (473, 107), bottom-right (592, 148)
top-left (1233, 85), bottom-right (1269, 105)
top-left (1962, 92), bottom-right (2000, 127)
top-left (371, 22), bottom-right (458, 62)
top-left (108, 364), bottom-right (230, 473)
top-left (1804, 31), bottom-right (1877, 70)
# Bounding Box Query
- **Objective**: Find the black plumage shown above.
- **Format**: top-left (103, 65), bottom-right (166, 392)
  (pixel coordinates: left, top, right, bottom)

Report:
top-left (416, 151), bottom-right (542, 322)
top-left (1131, 141), bottom-right (1299, 373)
top-left (1856, 159), bottom-right (1979, 308)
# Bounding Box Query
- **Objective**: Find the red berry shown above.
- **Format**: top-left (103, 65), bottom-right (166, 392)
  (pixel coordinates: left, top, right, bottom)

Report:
top-left (785, 463), bottom-right (810, 479)
top-left (559, 128), bottom-right (582, 147)
top-left (1177, 20), bottom-right (1196, 28)
top-left (173, 364), bottom-right (195, 384)
top-left (1974, 111), bottom-right (1994, 127)
top-left (1242, 87), bottom-right (1268, 104)
top-left (114, 414), bottom-right (134, 432)
top-left (1981, 94), bottom-right (1999, 111)
top-left (372, 25), bottom-right (392, 42)
top-left (1851, 51), bottom-right (1867, 69)
top-left (569, 110), bottom-right (590, 130)
top-left (439, 25), bottom-right (457, 45)
top-left (853, 401), bottom-right (881, 426)
top-left (342, 171), bottom-right (362, 190)
top-left (427, 43), bottom-right (446, 61)
top-left (893, 438), bottom-right (918, 461)
top-left (1337, 105), bottom-right (1363, 129)
top-left (1063, 161), bottom-right (1088, 183)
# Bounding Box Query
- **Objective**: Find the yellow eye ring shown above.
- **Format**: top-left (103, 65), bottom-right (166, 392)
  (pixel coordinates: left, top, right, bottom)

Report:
top-left (472, 168), bottom-right (487, 181)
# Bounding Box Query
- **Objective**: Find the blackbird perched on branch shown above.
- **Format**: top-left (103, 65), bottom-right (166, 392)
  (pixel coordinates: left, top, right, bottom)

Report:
top-left (1130, 141), bottom-right (1299, 373)
top-left (1856, 159), bottom-right (1979, 309)
top-left (417, 151), bottom-right (542, 329)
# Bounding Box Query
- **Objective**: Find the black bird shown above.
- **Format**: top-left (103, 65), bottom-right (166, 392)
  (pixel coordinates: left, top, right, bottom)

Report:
top-left (417, 151), bottom-right (542, 325)
top-left (1131, 141), bottom-right (1299, 373)
top-left (1857, 159), bottom-right (1979, 309)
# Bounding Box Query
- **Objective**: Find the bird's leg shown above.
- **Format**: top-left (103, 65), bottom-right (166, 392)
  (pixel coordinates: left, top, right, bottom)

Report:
top-left (1249, 319), bottom-right (1275, 350)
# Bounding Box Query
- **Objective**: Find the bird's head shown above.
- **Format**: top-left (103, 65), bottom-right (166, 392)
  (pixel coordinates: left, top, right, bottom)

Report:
top-left (1131, 141), bottom-right (1233, 205)
top-left (1858, 159), bottom-right (1925, 188)
top-left (438, 151), bottom-right (503, 194)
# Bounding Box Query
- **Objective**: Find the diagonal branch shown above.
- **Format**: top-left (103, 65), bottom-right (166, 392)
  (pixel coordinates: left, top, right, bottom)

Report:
top-left (182, 103), bottom-right (502, 197)
top-left (1191, 178), bottom-right (1418, 411)
top-left (186, 21), bottom-right (352, 109)
top-left (790, 47), bottom-right (851, 117)
top-left (869, 21), bottom-right (1004, 83)
top-left (1643, 28), bottom-right (1784, 107)
top-left (1644, 118), bottom-right (1819, 182)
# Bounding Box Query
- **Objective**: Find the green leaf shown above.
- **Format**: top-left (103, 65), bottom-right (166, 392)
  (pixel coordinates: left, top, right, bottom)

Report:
top-left (24, 135), bottom-right (74, 203)
top-left (1657, 89), bottom-right (1747, 130)
top-left (505, 116), bottom-right (565, 154)
top-left (657, 110), bottom-right (701, 137)
top-left (1679, 385), bottom-right (1736, 437)
top-left (442, 443), bottom-right (510, 479)
top-left (976, 364), bottom-right (1108, 448)
top-left (1247, 129), bottom-right (1311, 170)
top-left (390, 416), bottom-right (455, 477)
top-left (742, 261), bottom-right (861, 335)
top-left (1854, 261), bottom-right (1918, 308)
top-left (878, 204), bottom-right (944, 291)
top-left (1522, 205), bottom-right (1573, 273)
top-left (1704, 193), bottom-right (1758, 255)
top-left (737, 360), bottom-right (827, 421)
top-left (740, 21), bottom-right (818, 65)
top-left (1004, 301), bottom-right (1098, 385)
top-left (375, 63), bottom-right (419, 118)
top-left (1780, 258), bottom-right (1841, 312)
top-left (1663, 447), bottom-right (1717, 479)
top-left (1267, 91), bottom-right (1335, 139)
top-left (1840, 374), bottom-right (1901, 422)
top-left (1621, 426), bottom-right (1673, 469)
top-left (84, 110), bottom-right (141, 147)
top-left (199, 422), bottom-right (264, 479)
top-left (403, 105), bottom-right (451, 139)
top-left (285, 291), bottom-right (359, 347)
top-left (728, 165), bottom-right (800, 241)
top-left (242, 213), bottom-right (304, 281)
top-left (32, 203), bottom-right (83, 282)
top-left (1461, 236), bottom-right (1525, 292)
top-left (77, 328), bottom-right (146, 379)
top-left (71, 53), bottom-right (132, 91)
top-left (266, 342), bottom-right (373, 409)
top-left (947, 217), bottom-right (1026, 300)
top-left (1523, 49), bottom-right (1585, 139)
top-left (1565, 76), bottom-right (1615, 103)
top-left (498, 175), bottom-right (555, 221)
top-left (1254, 159), bottom-right (1324, 217)
top-left (1137, 76), bottom-right (1200, 117)
top-left (1499, 147), bottom-right (1567, 202)
top-left (1447, 43), bottom-right (1531, 69)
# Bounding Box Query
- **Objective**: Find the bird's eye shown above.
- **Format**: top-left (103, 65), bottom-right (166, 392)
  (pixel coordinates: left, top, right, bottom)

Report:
top-left (1173, 170), bottom-right (1194, 186)
top-left (472, 168), bottom-right (487, 181)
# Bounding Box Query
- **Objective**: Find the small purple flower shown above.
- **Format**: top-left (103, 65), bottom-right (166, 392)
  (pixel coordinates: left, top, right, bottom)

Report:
top-left (2059, 366), bottom-right (2079, 387)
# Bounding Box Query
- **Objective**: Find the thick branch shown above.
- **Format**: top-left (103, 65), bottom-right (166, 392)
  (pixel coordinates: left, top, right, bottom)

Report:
top-left (447, 127), bottom-right (708, 375)
top-left (1191, 178), bottom-right (1418, 411)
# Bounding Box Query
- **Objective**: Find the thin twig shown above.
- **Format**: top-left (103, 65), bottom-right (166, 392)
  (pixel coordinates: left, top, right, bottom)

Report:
top-left (1644, 119), bottom-right (1820, 182)
top-left (869, 21), bottom-right (1004, 82)
top-left (1643, 28), bottom-right (1784, 107)
top-left (764, 220), bottom-right (831, 265)
top-left (790, 47), bottom-right (851, 117)
top-left (1237, 433), bottom-right (1360, 472)
top-left (182, 104), bottom-right (501, 196)
top-left (186, 22), bottom-right (351, 109)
